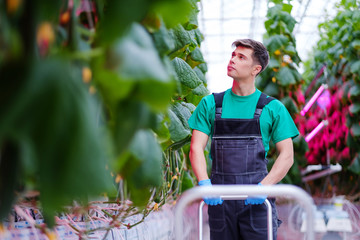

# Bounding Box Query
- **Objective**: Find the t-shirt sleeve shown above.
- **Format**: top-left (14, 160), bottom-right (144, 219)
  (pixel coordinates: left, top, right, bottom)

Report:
top-left (188, 95), bottom-right (214, 136)
top-left (269, 100), bottom-right (300, 143)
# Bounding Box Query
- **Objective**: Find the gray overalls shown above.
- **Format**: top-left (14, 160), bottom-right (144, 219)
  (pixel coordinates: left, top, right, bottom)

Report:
top-left (208, 92), bottom-right (280, 240)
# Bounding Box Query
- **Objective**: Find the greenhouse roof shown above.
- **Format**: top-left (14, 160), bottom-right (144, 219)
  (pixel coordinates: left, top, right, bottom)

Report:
top-left (198, 0), bottom-right (339, 92)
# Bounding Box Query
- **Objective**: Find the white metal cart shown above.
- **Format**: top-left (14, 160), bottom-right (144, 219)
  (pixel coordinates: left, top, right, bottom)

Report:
top-left (175, 184), bottom-right (316, 240)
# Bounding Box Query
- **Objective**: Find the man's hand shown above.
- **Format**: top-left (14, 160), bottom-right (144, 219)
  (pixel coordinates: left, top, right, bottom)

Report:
top-left (244, 183), bottom-right (267, 205)
top-left (198, 179), bottom-right (223, 206)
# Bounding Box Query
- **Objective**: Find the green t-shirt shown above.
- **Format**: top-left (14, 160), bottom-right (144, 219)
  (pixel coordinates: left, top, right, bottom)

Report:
top-left (188, 88), bottom-right (299, 157)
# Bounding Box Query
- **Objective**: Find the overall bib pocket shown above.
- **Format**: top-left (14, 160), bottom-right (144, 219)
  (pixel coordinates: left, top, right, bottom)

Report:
top-left (213, 139), bottom-right (258, 174)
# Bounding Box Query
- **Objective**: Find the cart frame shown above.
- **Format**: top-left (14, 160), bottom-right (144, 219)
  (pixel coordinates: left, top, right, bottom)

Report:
top-left (198, 197), bottom-right (273, 240)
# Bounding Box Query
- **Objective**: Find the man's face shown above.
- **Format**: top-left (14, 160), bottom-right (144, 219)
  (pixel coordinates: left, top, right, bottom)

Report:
top-left (227, 46), bottom-right (261, 80)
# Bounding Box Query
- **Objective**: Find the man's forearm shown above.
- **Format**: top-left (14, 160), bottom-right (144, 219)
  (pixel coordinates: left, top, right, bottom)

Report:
top-left (261, 138), bottom-right (294, 185)
top-left (189, 149), bottom-right (209, 181)
top-left (189, 130), bottom-right (210, 182)
top-left (261, 153), bottom-right (293, 185)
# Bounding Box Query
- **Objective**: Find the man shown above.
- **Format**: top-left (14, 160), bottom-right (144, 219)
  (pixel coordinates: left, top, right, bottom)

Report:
top-left (188, 39), bottom-right (299, 239)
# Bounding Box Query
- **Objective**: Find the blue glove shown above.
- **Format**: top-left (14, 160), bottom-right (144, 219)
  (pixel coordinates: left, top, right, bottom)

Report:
top-left (198, 179), bottom-right (223, 206)
top-left (245, 183), bottom-right (267, 205)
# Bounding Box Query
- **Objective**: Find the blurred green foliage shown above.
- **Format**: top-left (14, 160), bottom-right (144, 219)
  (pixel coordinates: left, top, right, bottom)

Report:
top-left (0, 0), bottom-right (207, 227)
top-left (257, 0), bottom-right (307, 185)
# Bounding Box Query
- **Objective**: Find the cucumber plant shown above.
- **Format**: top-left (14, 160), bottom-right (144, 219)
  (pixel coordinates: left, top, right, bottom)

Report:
top-left (0, 0), bottom-right (207, 231)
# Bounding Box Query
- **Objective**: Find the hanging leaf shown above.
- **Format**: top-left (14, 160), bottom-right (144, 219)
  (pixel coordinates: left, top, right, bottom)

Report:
top-left (264, 34), bottom-right (288, 53)
top-left (350, 122), bottom-right (360, 137)
top-left (110, 23), bottom-right (176, 111)
top-left (189, 47), bottom-right (204, 63)
top-left (268, 58), bottom-right (281, 69)
top-left (275, 66), bottom-right (296, 86)
top-left (278, 12), bottom-right (296, 32)
top-left (168, 24), bottom-right (192, 54)
top-left (348, 84), bottom-right (360, 100)
top-left (255, 73), bottom-right (268, 90)
top-left (351, 39), bottom-right (360, 50)
top-left (266, 4), bottom-right (282, 20)
top-left (97, 0), bottom-right (154, 44)
top-left (349, 103), bottom-right (360, 114)
top-left (264, 19), bottom-right (276, 33)
top-left (281, 3), bottom-right (293, 14)
top-left (197, 62), bottom-right (208, 73)
top-left (193, 67), bottom-right (206, 84)
top-left (284, 45), bottom-right (296, 55)
top-left (167, 135), bottom-right (192, 151)
top-left (347, 132), bottom-right (360, 149)
top-left (348, 154), bottom-right (360, 175)
top-left (181, 102), bottom-right (196, 113)
top-left (128, 129), bottom-right (163, 188)
top-left (181, 171), bottom-right (195, 191)
top-left (168, 108), bottom-right (191, 142)
top-left (153, 113), bottom-right (171, 143)
top-left (186, 30), bottom-right (199, 52)
top-left (112, 23), bottom-right (170, 82)
top-left (182, 0), bottom-right (199, 30)
top-left (193, 28), bottom-right (204, 46)
top-left (171, 57), bottom-right (202, 89)
top-left (185, 91), bottom-right (204, 106)
top-left (192, 83), bottom-right (210, 96)
top-left (184, 16), bottom-right (198, 31)
top-left (263, 82), bottom-right (280, 96)
top-left (151, 21), bottom-right (176, 56)
top-left (118, 129), bottom-right (163, 206)
top-left (152, 0), bottom-right (192, 29)
top-left (93, 68), bottom-right (135, 107)
top-left (281, 96), bottom-right (299, 114)
top-left (171, 102), bottom-right (192, 130)
top-left (186, 47), bottom-right (205, 68)
top-left (328, 43), bottom-right (343, 58)
top-left (113, 100), bottom-right (157, 156)
top-left (350, 60), bottom-right (360, 75)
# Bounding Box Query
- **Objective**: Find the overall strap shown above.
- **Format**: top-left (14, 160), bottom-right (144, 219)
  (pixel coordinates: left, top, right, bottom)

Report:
top-left (213, 91), bottom-right (226, 118)
top-left (254, 93), bottom-right (275, 118)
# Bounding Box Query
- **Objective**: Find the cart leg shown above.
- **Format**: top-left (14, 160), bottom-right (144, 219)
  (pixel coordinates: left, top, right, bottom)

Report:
top-left (198, 201), bottom-right (205, 240)
top-left (264, 199), bottom-right (273, 240)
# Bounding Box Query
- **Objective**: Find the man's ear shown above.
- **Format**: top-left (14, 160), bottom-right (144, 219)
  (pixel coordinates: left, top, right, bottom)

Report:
top-left (252, 65), bottom-right (262, 76)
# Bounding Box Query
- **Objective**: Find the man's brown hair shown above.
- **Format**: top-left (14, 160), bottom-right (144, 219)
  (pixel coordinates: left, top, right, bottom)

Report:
top-left (232, 39), bottom-right (269, 76)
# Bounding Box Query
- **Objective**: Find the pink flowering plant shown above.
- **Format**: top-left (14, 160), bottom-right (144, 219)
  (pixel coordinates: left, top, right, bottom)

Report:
top-left (299, 0), bottom-right (360, 198)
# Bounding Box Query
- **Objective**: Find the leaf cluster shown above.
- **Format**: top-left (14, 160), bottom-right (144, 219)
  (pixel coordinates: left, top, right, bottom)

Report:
top-left (0, 0), bottom-right (206, 228)
top-left (257, 0), bottom-right (306, 185)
